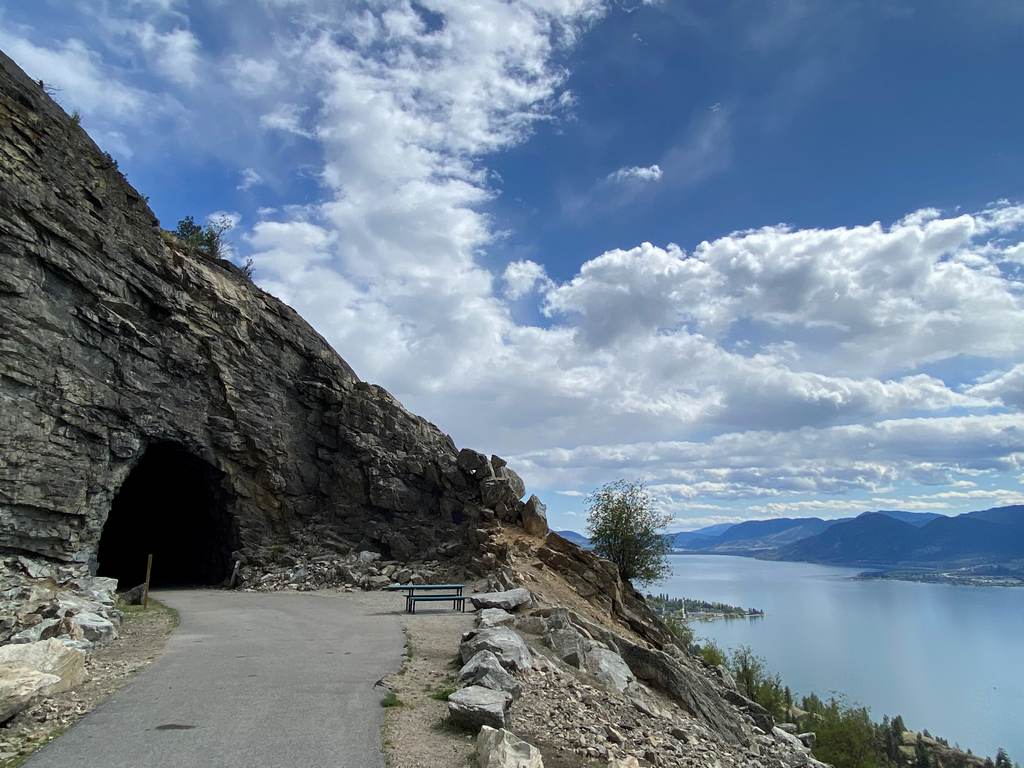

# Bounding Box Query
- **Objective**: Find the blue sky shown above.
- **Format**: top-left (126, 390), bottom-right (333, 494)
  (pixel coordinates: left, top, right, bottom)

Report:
top-left (4, 0), bottom-right (1024, 532)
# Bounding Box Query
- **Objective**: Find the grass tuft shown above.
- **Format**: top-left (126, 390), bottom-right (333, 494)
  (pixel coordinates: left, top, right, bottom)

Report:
top-left (380, 691), bottom-right (404, 708)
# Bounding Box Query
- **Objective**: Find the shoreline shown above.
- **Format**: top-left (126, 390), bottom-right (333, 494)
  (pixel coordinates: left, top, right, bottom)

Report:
top-left (669, 550), bottom-right (1024, 588)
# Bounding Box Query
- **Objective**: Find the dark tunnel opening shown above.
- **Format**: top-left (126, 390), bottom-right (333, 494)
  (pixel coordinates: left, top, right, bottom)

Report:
top-left (97, 443), bottom-right (237, 589)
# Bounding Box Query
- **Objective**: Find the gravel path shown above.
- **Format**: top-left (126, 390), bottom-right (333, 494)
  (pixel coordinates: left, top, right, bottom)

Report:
top-left (22, 589), bottom-right (405, 768)
top-left (382, 607), bottom-right (476, 768)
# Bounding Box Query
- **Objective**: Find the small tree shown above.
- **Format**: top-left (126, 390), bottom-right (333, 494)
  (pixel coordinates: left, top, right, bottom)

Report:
top-left (586, 479), bottom-right (671, 584)
top-left (174, 215), bottom-right (234, 260)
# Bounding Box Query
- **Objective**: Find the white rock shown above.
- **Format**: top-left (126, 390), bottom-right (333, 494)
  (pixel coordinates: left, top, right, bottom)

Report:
top-left (459, 651), bottom-right (523, 699)
top-left (607, 758), bottom-right (640, 768)
top-left (0, 664), bottom-right (61, 723)
top-left (461, 627), bottom-right (532, 672)
top-left (477, 608), bottom-right (515, 628)
top-left (584, 647), bottom-right (634, 692)
top-left (70, 611), bottom-right (117, 644)
top-left (358, 551), bottom-right (381, 563)
top-left (469, 588), bottom-right (532, 612)
top-left (448, 686), bottom-right (512, 731)
top-left (476, 725), bottom-right (544, 768)
top-left (0, 639), bottom-right (85, 694)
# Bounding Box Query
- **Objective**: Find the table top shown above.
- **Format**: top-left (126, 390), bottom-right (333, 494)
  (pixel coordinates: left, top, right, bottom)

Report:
top-left (382, 583), bottom-right (465, 591)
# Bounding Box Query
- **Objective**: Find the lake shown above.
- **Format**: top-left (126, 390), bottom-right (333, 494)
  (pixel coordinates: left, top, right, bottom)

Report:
top-left (655, 555), bottom-right (1024, 759)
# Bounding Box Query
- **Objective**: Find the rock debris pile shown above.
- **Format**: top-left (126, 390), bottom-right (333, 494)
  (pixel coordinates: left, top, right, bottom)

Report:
top-left (448, 589), bottom-right (827, 768)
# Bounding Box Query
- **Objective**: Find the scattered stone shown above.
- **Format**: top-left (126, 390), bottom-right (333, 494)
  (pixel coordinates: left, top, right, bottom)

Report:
top-left (0, 640), bottom-right (86, 694)
top-left (469, 588), bottom-right (532, 612)
top-left (459, 651), bottom-right (523, 700)
top-left (461, 627), bottom-right (532, 672)
top-left (476, 726), bottom-right (544, 768)
top-left (448, 686), bottom-right (512, 731)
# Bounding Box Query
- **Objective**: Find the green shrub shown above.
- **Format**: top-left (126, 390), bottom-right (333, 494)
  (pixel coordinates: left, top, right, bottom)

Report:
top-left (380, 691), bottom-right (403, 708)
top-left (586, 479), bottom-right (671, 585)
top-left (699, 640), bottom-right (726, 668)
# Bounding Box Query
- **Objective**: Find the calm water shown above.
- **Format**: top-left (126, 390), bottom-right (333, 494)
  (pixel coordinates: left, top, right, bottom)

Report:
top-left (655, 555), bottom-right (1024, 759)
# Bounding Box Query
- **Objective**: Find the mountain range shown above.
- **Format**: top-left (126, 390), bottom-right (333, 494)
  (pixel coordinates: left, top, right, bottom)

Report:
top-left (559, 505), bottom-right (1024, 568)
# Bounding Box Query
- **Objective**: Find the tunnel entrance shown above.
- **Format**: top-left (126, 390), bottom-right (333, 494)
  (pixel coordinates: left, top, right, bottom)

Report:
top-left (97, 443), bottom-right (236, 588)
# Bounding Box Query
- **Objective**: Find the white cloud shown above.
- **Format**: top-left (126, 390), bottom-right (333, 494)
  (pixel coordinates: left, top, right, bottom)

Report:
top-left (968, 364), bottom-right (1024, 409)
top-left (237, 168), bottom-right (263, 191)
top-left (0, 33), bottom-right (146, 118)
top-left (259, 104), bottom-right (314, 138)
top-left (606, 164), bottom-right (663, 183)
top-left (504, 260), bottom-right (551, 299)
top-left (229, 56), bottom-right (281, 97)
top-left (131, 24), bottom-right (201, 87)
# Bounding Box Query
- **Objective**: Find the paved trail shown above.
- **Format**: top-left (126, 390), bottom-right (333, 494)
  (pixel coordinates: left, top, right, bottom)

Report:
top-left (25, 589), bottom-right (405, 768)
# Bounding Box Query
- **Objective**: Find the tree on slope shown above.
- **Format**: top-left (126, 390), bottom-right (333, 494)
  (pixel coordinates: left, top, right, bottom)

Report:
top-left (586, 479), bottom-right (671, 585)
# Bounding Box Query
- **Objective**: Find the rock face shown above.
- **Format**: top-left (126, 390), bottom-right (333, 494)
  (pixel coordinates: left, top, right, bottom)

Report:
top-left (0, 52), bottom-right (534, 579)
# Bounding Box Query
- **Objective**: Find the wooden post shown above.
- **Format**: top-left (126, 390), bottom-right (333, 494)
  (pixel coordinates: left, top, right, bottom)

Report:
top-left (143, 553), bottom-right (153, 609)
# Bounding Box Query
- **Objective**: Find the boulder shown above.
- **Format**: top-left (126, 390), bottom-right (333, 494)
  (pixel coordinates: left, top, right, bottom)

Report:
top-left (521, 495), bottom-right (548, 537)
top-left (70, 612), bottom-right (117, 645)
top-left (9, 618), bottom-right (61, 644)
top-left (513, 615), bottom-right (548, 635)
top-left (798, 732), bottom-right (817, 749)
top-left (543, 628), bottom-right (590, 668)
top-left (773, 726), bottom-right (808, 751)
top-left (0, 639), bottom-right (85, 694)
top-left (476, 726), bottom-right (544, 768)
top-left (477, 608), bottom-right (515, 628)
top-left (608, 759), bottom-right (640, 768)
top-left (358, 551), bottom-right (382, 563)
top-left (121, 583), bottom-right (147, 605)
top-left (458, 449), bottom-right (494, 480)
top-left (0, 664), bottom-right (60, 723)
top-left (584, 647), bottom-right (634, 692)
top-left (469, 589), bottom-right (532, 612)
top-left (495, 467), bottom-right (526, 501)
top-left (461, 627), bottom-right (532, 672)
top-left (448, 686), bottom-right (512, 731)
top-left (459, 651), bottom-right (522, 700)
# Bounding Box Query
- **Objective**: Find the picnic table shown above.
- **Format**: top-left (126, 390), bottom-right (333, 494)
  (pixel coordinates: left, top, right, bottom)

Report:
top-left (383, 583), bottom-right (466, 613)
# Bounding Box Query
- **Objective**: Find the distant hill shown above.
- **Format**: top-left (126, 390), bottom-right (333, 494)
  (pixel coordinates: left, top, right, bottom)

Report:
top-left (778, 506), bottom-right (1024, 567)
top-left (554, 530), bottom-right (591, 549)
top-left (562, 507), bottom-right (1023, 568)
top-left (669, 510), bottom-right (953, 556)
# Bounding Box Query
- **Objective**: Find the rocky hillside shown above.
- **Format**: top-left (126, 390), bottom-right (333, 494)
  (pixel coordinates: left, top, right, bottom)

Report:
top-left (0, 50), bottom-right (537, 577)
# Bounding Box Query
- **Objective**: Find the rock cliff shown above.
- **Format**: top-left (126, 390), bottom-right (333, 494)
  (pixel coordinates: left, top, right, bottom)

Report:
top-left (0, 51), bottom-right (518, 579)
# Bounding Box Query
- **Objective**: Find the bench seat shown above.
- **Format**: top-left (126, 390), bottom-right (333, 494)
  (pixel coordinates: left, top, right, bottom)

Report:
top-left (405, 594), bottom-right (466, 613)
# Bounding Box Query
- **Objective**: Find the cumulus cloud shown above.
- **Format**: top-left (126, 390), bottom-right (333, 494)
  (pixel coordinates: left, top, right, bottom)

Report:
top-left (968, 364), bottom-right (1024, 409)
top-left (606, 164), bottom-right (663, 183)
top-left (503, 260), bottom-right (551, 299)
